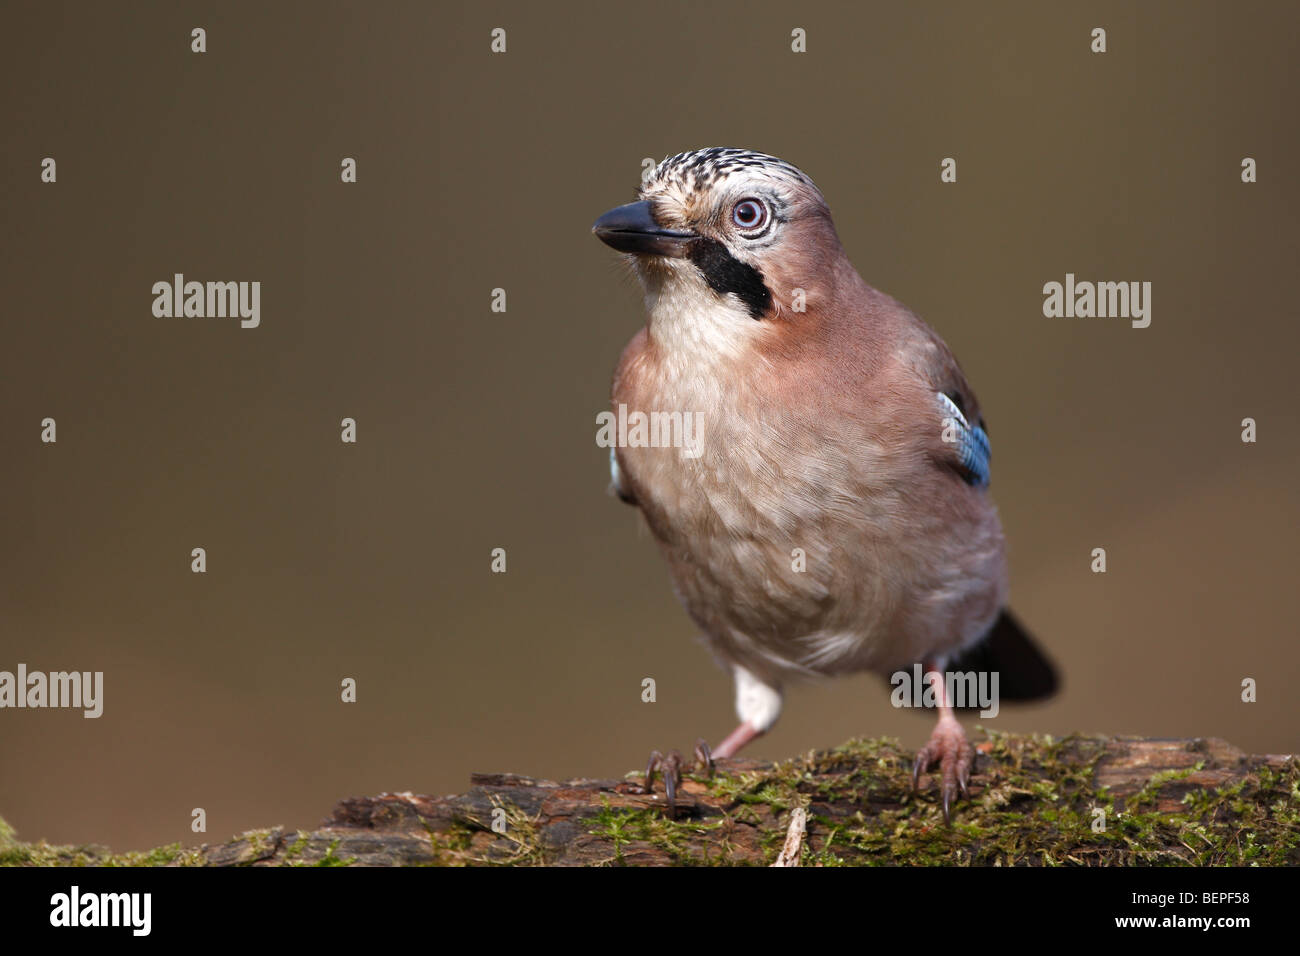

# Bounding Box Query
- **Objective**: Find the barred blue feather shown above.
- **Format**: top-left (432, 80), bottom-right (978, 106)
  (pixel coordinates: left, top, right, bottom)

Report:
top-left (936, 392), bottom-right (990, 487)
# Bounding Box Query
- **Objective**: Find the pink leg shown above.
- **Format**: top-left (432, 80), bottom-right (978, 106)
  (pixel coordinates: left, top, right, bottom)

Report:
top-left (911, 660), bottom-right (975, 823)
top-left (712, 721), bottom-right (763, 760)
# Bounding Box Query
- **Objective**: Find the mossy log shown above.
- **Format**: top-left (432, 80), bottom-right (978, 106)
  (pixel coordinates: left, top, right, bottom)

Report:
top-left (4, 732), bottom-right (1297, 866)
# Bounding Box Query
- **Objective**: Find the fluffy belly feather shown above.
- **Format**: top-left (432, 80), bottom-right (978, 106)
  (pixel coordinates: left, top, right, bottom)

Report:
top-left (619, 415), bottom-right (1006, 685)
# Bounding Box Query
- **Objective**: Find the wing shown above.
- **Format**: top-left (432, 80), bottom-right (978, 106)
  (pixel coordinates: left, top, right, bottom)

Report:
top-left (882, 302), bottom-right (992, 489)
top-left (935, 390), bottom-right (991, 487)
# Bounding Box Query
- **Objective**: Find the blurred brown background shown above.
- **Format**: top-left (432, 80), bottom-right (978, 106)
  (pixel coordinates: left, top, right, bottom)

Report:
top-left (1, 1), bottom-right (1296, 852)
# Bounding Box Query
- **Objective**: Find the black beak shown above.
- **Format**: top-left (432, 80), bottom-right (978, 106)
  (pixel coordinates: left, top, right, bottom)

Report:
top-left (592, 201), bottom-right (696, 258)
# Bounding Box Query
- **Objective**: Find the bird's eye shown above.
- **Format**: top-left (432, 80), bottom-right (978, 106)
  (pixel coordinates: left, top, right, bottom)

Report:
top-left (731, 198), bottom-right (768, 232)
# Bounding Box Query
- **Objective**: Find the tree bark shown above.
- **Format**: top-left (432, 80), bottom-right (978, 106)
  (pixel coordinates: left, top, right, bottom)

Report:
top-left (194, 733), bottom-right (1299, 866)
top-left (3, 733), bottom-right (1295, 866)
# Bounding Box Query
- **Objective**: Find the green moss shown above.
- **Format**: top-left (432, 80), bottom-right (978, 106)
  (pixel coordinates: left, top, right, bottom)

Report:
top-left (589, 799), bottom-right (633, 862)
top-left (282, 832), bottom-right (311, 861)
top-left (104, 843), bottom-right (189, 867)
top-left (313, 838), bottom-right (355, 867)
top-left (0, 815), bottom-right (204, 867)
top-left (243, 828), bottom-right (273, 859)
top-left (441, 820), bottom-right (477, 855)
top-left (428, 794), bottom-right (549, 866)
top-left (688, 732), bottom-right (1297, 866)
top-left (3, 735), bottom-right (1296, 866)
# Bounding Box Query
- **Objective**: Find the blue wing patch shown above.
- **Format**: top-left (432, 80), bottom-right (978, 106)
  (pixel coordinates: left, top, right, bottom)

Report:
top-left (936, 392), bottom-right (990, 487)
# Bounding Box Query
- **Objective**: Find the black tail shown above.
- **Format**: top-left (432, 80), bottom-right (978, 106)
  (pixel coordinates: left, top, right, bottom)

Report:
top-left (944, 608), bottom-right (1059, 706)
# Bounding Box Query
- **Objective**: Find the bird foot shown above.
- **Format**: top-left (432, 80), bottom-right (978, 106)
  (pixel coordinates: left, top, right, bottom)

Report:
top-left (911, 720), bottom-right (974, 824)
top-left (635, 739), bottom-right (714, 816)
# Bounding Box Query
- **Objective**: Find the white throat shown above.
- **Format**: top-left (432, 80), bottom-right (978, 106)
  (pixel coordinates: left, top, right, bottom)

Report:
top-left (638, 259), bottom-right (765, 364)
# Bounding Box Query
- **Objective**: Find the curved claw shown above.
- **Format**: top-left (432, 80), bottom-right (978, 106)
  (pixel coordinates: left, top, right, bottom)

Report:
top-left (942, 782), bottom-right (957, 824)
top-left (912, 722), bottom-right (974, 825)
top-left (662, 750), bottom-right (683, 813)
top-left (911, 750), bottom-right (929, 792)
top-left (639, 741), bottom-right (717, 815)
top-left (644, 750), bottom-right (664, 792)
top-left (693, 738), bottom-right (714, 778)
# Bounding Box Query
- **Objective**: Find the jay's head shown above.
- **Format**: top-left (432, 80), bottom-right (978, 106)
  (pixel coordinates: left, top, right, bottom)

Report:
top-left (593, 148), bottom-right (845, 328)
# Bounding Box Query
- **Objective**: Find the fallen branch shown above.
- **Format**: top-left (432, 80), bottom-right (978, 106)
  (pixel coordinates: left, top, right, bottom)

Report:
top-left (3, 733), bottom-right (1296, 866)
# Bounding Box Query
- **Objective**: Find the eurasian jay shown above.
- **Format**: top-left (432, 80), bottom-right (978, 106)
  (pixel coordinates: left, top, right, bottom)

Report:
top-left (593, 147), bottom-right (1056, 821)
